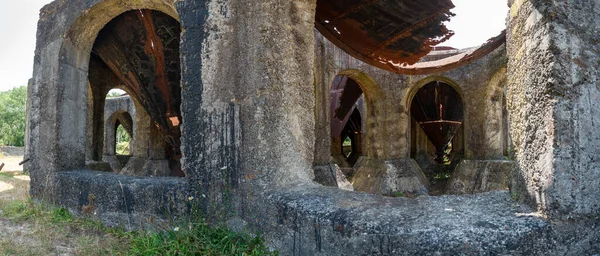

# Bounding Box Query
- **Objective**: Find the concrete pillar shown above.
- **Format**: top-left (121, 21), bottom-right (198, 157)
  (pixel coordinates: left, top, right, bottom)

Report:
top-left (507, 0), bottom-right (600, 216)
top-left (178, 0), bottom-right (317, 218)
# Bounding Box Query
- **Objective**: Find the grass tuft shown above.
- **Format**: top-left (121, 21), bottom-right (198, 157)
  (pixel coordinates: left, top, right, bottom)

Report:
top-left (128, 218), bottom-right (276, 256)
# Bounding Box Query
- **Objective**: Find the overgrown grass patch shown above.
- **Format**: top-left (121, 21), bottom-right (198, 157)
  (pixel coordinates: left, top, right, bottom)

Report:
top-left (0, 171), bottom-right (276, 255)
top-left (128, 218), bottom-right (276, 256)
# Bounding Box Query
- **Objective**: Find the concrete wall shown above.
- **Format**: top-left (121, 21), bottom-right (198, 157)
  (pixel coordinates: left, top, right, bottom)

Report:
top-left (314, 32), bottom-right (508, 165)
top-left (507, 0), bottom-right (600, 216)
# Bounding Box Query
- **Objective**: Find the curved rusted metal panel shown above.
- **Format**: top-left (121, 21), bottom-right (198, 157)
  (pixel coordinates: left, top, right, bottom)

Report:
top-left (316, 0), bottom-right (506, 75)
top-left (316, 0), bottom-right (455, 70)
top-left (330, 76), bottom-right (363, 137)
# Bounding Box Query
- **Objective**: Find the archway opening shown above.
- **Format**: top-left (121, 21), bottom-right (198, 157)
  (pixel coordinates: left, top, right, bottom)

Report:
top-left (330, 75), bottom-right (364, 170)
top-left (340, 108), bottom-right (362, 166)
top-left (410, 80), bottom-right (464, 194)
top-left (87, 9), bottom-right (183, 177)
top-left (115, 122), bottom-right (131, 156)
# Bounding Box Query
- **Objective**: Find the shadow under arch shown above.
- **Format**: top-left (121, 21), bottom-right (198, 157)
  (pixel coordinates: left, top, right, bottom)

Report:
top-left (332, 69), bottom-right (387, 159)
top-left (405, 76), bottom-right (465, 107)
top-left (406, 76), bottom-right (466, 171)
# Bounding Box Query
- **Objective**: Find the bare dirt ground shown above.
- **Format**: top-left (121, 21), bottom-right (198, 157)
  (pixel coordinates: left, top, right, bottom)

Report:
top-left (0, 156), bottom-right (124, 256)
top-left (0, 156), bottom-right (24, 173)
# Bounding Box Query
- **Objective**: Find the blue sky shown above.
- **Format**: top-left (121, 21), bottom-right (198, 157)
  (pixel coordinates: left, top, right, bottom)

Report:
top-left (0, 0), bottom-right (508, 92)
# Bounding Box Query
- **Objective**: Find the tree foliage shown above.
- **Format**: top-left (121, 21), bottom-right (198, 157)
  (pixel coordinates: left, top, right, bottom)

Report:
top-left (115, 124), bottom-right (131, 155)
top-left (0, 86), bottom-right (27, 146)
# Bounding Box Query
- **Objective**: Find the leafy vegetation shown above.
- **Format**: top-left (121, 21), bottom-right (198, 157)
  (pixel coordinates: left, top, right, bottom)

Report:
top-left (390, 191), bottom-right (406, 197)
top-left (106, 89), bottom-right (126, 98)
top-left (116, 124), bottom-right (131, 155)
top-left (0, 86), bottom-right (27, 146)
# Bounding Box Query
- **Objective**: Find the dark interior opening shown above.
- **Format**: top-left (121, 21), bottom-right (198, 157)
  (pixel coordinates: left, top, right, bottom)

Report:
top-left (330, 75), bottom-right (364, 168)
top-left (410, 81), bottom-right (464, 194)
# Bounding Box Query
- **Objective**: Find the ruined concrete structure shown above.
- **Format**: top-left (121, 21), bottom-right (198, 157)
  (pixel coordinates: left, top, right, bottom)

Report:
top-left (27, 0), bottom-right (600, 254)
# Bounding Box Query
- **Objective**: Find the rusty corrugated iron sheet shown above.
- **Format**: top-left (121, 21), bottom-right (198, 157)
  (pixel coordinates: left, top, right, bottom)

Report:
top-left (316, 1), bottom-right (506, 75)
top-left (398, 31), bottom-right (506, 75)
top-left (316, 0), bottom-right (455, 71)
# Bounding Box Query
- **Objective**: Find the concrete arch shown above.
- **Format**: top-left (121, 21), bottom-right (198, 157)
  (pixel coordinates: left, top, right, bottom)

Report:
top-left (406, 76), bottom-right (465, 107)
top-left (407, 76), bottom-right (466, 165)
top-left (104, 110), bottom-right (134, 156)
top-left (483, 67), bottom-right (509, 159)
top-left (39, 0), bottom-right (180, 171)
top-left (63, 1), bottom-right (179, 55)
top-left (333, 69), bottom-right (390, 159)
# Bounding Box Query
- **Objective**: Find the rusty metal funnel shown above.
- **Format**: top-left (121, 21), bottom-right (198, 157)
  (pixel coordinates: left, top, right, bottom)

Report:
top-left (411, 81), bottom-right (463, 163)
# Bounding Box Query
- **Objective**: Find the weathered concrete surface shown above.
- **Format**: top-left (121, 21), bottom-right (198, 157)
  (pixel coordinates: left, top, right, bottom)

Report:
top-left (177, 0), bottom-right (318, 221)
top-left (102, 96), bottom-right (136, 172)
top-left (257, 187), bottom-right (600, 255)
top-left (27, 0), bottom-right (179, 198)
top-left (313, 30), bottom-right (509, 195)
top-left (507, 0), bottom-right (600, 216)
top-left (446, 160), bottom-right (513, 195)
top-left (52, 170), bottom-right (188, 229)
top-left (313, 164), bottom-right (353, 191)
top-left (0, 146), bottom-right (24, 156)
top-left (85, 161), bottom-right (113, 172)
top-left (352, 158), bottom-right (429, 196)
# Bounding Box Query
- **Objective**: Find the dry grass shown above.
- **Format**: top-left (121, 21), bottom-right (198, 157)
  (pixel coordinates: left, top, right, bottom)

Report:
top-left (0, 157), bottom-right (129, 256)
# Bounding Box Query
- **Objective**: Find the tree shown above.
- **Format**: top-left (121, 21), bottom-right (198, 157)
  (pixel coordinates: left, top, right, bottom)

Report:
top-left (0, 86), bottom-right (27, 146)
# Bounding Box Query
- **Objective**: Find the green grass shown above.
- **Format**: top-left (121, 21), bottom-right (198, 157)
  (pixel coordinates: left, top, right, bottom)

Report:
top-left (390, 191), bottom-right (406, 197)
top-left (0, 199), bottom-right (275, 256)
top-left (0, 170), bottom-right (275, 255)
top-left (128, 218), bottom-right (276, 256)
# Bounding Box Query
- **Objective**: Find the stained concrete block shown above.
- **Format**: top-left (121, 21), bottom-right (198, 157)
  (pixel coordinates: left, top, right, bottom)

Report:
top-left (85, 161), bottom-right (113, 172)
top-left (446, 160), bottom-right (513, 195)
top-left (352, 158), bottom-right (429, 196)
top-left (507, 0), bottom-right (600, 216)
top-left (102, 154), bottom-right (122, 172)
top-left (313, 164), bottom-right (353, 191)
top-left (143, 160), bottom-right (171, 177)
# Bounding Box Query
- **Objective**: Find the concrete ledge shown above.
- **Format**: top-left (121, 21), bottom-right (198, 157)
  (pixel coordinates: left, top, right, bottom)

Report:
top-left (446, 160), bottom-right (514, 194)
top-left (313, 164), bottom-right (353, 191)
top-left (258, 186), bottom-right (599, 255)
top-left (352, 158), bottom-right (429, 196)
top-left (53, 170), bottom-right (188, 228)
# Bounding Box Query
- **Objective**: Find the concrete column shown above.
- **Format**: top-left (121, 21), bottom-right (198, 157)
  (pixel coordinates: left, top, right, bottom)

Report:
top-left (507, 0), bottom-right (600, 216)
top-left (178, 0), bottom-right (317, 218)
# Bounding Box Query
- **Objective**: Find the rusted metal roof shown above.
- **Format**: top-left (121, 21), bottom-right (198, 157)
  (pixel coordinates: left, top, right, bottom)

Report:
top-left (398, 31), bottom-right (506, 75)
top-left (316, 0), bottom-right (456, 71)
